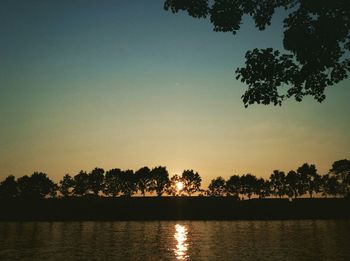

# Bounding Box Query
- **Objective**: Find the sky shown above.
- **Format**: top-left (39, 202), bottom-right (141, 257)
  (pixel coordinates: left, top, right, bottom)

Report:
top-left (1, 0), bottom-right (349, 186)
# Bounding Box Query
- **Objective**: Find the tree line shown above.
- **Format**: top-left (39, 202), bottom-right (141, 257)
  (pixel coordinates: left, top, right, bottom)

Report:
top-left (0, 159), bottom-right (349, 200)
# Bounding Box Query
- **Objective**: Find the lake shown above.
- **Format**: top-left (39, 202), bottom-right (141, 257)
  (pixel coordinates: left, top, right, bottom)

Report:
top-left (1, 220), bottom-right (349, 260)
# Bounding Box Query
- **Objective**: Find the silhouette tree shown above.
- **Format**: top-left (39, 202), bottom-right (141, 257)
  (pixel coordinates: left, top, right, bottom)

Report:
top-left (119, 170), bottom-right (136, 197)
top-left (89, 168), bottom-right (105, 196)
top-left (17, 172), bottom-right (56, 199)
top-left (181, 169), bottom-right (202, 196)
top-left (59, 174), bottom-right (75, 197)
top-left (269, 170), bottom-right (286, 198)
top-left (104, 168), bottom-right (123, 197)
top-left (207, 176), bottom-right (226, 196)
top-left (17, 175), bottom-right (31, 198)
top-left (329, 159), bottom-right (350, 197)
top-left (32, 172), bottom-right (56, 198)
top-left (135, 167), bottom-right (151, 197)
top-left (150, 166), bottom-right (169, 197)
top-left (285, 170), bottom-right (300, 199)
top-left (322, 174), bottom-right (340, 198)
top-left (313, 173), bottom-right (323, 197)
top-left (226, 175), bottom-right (241, 199)
top-left (0, 175), bottom-right (19, 199)
top-left (240, 174), bottom-right (257, 199)
top-left (256, 178), bottom-right (271, 199)
top-left (346, 174), bottom-right (350, 198)
top-left (49, 183), bottom-right (58, 198)
top-left (166, 174), bottom-right (183, 196)
top-left (73, 171), bottom-right (90, 196)
top-left (297, 163), bottom-right (319, 198)
top-left (164, 0), bottom-right (350, 107)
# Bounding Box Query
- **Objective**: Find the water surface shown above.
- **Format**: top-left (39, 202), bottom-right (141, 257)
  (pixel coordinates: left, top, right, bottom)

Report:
top-left (1, 220), bottom-right (349, 260)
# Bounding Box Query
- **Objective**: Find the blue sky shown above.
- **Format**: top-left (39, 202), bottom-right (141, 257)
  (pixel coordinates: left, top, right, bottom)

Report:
top-left (1, 0), bottom-right (349, 185)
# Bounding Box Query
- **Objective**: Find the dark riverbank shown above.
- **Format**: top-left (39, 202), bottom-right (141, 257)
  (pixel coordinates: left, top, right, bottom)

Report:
top-left (1, 197), bottom-right (349, 221)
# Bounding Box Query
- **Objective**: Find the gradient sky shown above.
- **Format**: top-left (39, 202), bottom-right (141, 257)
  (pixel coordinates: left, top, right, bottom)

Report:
top-left (1, 0), bottom-right (349, 186)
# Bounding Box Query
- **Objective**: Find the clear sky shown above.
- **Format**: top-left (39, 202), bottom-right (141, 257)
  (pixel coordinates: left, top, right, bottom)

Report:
top-left (1, 0), bottom-right (349, 186)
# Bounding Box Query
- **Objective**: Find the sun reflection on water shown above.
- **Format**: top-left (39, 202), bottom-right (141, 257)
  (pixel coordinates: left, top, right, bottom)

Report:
top-left (174, 224), bottom-right (189, 260)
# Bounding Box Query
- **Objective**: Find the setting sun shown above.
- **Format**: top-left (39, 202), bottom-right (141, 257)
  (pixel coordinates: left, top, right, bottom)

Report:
top-left (176, 181), bottom-right (184, 191)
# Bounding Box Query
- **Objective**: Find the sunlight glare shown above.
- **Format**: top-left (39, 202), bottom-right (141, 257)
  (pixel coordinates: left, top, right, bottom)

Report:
top-left (174, 224), bottom-right (188, 260)
top-left (176, 181), bottom-right (184, 191)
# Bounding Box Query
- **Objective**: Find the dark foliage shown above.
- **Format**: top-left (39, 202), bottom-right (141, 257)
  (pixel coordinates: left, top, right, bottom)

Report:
top-left (58, 174), bottom-right (74, 197)
top-left (73, 171), bottom-right (90, 196)
top-left (207, 176), bottom-right (226, 196)
top-left (270, 170), bottom-right (286, 198)
top-left (226, 175), bottom-right (240, 198)
top-left (297, 163), bottom-right (321, 198)
top-left (164, 0), bottom-right (350, 107)
top-left (181, 169), bottom-right (202, 196)
top-left (149, 166), bottom-right (169, 196)
top-left (17, 172), bottom-right (56, 199)
top-left (103, 168), bottom-right (123, 197)
top-left (119, 170), bottom-right (136, 197)
top-left (285, 170), bottom-right (299, 199)
top-left (0, 175), bottom-right (18, 199)
top-left (330, 159), bottom-right (350, 196)
top-left (89, 168), bottom-right (105, 196)
top-left (135, 167), bottom-right (152, 196)
top-left (240, 173), bottom-right (257, 199)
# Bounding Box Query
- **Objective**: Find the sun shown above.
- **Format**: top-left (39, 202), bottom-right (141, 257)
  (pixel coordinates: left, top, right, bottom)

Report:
top-left (176, 181), bottom-right (184, 191)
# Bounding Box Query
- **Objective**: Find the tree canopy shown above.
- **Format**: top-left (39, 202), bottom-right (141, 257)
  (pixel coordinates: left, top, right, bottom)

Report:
top-left (181, 169), bottom-right (202, 196)
top-left (164, 0), bottom-right (350, 107)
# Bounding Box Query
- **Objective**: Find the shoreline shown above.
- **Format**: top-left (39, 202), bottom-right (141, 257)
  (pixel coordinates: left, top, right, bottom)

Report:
top-left (1, 197), bottom-right (349, 221)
